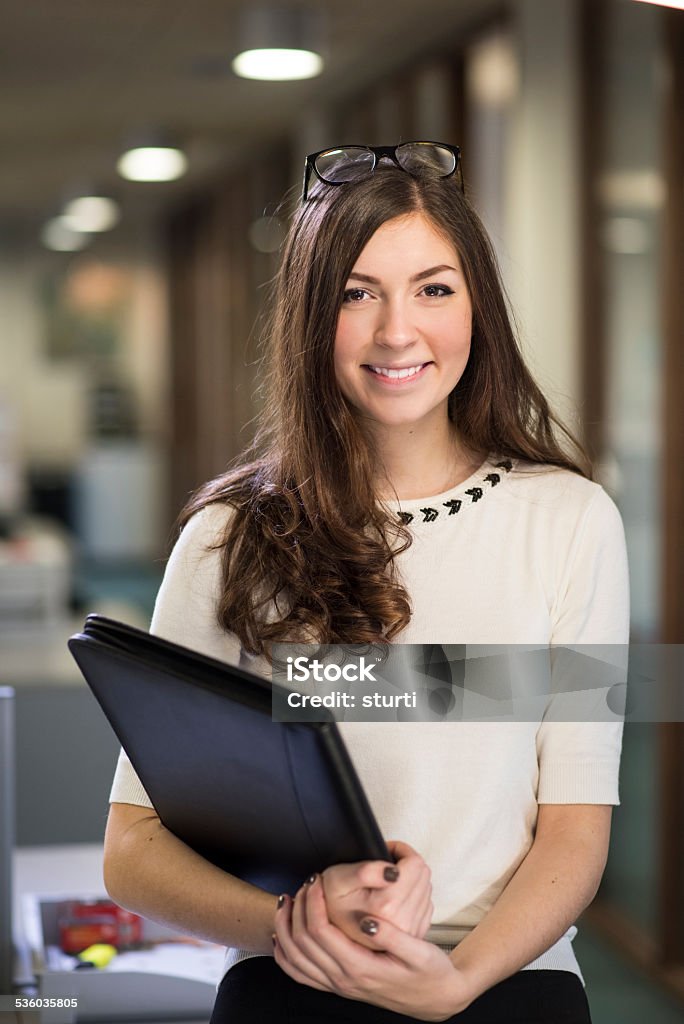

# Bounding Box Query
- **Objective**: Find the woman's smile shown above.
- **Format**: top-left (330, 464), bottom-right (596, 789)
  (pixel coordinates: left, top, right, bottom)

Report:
top-left (363, 361), bottom-right (433, 385)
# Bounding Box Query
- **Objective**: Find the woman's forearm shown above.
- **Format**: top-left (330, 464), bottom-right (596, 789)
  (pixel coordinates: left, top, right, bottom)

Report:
top-left (448, 805), bottom-right (611, 1005)
top-left (104, 807), bottom-right (278, 954)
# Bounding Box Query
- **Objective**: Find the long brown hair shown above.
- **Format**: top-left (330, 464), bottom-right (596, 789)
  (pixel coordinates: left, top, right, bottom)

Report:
top-left (180, 167), bottom-right (590, 658)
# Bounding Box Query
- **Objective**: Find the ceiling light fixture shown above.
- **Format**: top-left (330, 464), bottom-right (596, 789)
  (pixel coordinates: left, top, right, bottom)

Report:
top-left (62, 196), bottom-right (121, 232)
top-left (117, 136), bottom-right (188, 182)
top-left (41, 217), bottom-right (90, 252)
top-left (467, 32), bottom-right (519, 109)
top-left (232, 6), bottom-right (325, 81)
top-left (233, 48), bottom-right (322, 80)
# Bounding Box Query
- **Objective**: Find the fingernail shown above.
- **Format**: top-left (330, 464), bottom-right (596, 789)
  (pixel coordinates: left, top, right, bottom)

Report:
top-left (384, 866), bottom-right (399, 882)
top-left (306, 874), bottom-right (317, 885)
top-left (277, 894), bottom-right (286, 909)
top-left (360, 918), bottom-right (379, 936)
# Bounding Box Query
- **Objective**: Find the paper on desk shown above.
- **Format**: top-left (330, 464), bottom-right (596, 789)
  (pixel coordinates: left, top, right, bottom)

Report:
top-left (106, 943), bottom-right (225, 985)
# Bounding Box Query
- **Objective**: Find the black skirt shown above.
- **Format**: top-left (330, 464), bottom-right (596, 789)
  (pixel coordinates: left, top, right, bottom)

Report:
top-left (209, 956), bottom-right (592, 1024)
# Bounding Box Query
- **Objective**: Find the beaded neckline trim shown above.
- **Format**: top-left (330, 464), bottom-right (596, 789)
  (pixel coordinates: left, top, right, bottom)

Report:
top-left (393, 458), bottom-right (514, 526)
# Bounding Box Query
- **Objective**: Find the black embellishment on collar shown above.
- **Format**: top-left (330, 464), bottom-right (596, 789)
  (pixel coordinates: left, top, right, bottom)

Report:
top-left (395, 458), bottom-right (513, 526)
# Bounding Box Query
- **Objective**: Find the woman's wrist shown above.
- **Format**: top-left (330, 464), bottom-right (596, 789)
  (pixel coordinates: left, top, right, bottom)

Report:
top-left (444, 952), bottom-right (482, 1013)
top-left (232, 890), bottom-right (283, 955)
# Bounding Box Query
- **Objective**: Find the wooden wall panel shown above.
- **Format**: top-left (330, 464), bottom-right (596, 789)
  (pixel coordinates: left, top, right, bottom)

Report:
top-left (579, 0), bottom-right (607, 465)
top-left (659, 4), bottom-right (684, 967)
top-left (166, 151), bottom-right (289, 520)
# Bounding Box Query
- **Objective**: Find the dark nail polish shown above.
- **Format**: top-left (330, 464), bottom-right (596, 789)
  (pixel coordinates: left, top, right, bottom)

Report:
top-left (383, 866), bottom-right (399, 882)
top-left (306, 874), bottom-right (316, 884)
top-left (277, 894), bottom-right (286, 909)
top-left (360, 918), bottom-right (379, 936)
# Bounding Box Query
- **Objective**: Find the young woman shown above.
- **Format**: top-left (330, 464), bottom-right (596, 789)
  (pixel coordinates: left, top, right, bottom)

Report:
top-left (104, 142), bottom-right (629, 1023)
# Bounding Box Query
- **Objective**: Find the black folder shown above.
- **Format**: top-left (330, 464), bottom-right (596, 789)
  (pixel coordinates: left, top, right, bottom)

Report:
top-left (69, 615), bottom-right (389, 895)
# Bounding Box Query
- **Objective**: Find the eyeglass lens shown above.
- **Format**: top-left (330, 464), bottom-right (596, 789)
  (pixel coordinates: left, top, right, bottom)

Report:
top-left (314, 147), bottom-right (375, 183)
top-left (395, 142), bottom-right (456, 176)
top-left (314, 143), bottom-right (456, 185)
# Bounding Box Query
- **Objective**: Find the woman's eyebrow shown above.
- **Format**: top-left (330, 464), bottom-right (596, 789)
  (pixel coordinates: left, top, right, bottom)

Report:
top-left (347, 272), bottom-right (380, 284)
top-left (411, 264), bottom-right (458, 282)
top-left (348, 264), bottom-right (459, 285)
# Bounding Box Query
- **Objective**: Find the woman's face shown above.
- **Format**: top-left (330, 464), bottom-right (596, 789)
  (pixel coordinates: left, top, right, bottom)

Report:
top-left (333, 212), bottom-right (472, 436)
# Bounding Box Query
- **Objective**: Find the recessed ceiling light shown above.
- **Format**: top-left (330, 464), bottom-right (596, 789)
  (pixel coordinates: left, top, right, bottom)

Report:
top-left (41, 217), bottom-right (90, 252)
top-left (232, 5), bottom-right (325, 81)
top-left (232, 47), bottom-right (323, 81)
top-left (62, 196), bottom-right (121, 232)
top-left (467, 32), bottom-right (519, 109)
top-left (117, 146), bottom-right (188, 182)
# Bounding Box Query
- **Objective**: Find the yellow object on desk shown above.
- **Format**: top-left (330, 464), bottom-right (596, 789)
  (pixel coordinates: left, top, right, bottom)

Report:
top-left (77, 943), bottom-right (118, 968)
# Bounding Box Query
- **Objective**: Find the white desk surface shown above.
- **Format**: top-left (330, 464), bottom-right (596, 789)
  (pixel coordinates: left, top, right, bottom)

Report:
top-left (13, 845), bottom-right (215, 1023)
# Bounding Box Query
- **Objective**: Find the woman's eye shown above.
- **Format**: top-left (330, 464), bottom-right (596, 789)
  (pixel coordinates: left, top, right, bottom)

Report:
top-left (342, 287), bottom-right (369, 303)
top-left (422, 284), bottom-right (454, 298)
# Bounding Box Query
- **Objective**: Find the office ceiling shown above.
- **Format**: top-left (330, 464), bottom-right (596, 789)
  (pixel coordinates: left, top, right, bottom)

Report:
top-left (0, 0), bottom-right (489, 232)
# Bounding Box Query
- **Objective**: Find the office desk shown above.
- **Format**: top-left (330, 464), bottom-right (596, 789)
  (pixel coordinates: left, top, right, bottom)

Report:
top-left (13, 844), bottom-right (218, 1023)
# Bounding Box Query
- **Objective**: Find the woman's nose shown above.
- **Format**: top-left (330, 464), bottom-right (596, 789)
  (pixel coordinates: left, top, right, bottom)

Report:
top-left (375, 302), bottom-right (418, 348)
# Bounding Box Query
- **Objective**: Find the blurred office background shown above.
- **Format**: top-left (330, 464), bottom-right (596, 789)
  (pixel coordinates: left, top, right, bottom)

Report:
top-left (0, 0), bottom-right (682, 1020)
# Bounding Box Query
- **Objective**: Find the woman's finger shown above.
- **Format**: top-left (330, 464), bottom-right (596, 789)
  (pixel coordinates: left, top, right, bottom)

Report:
top-left (418, 893), bottom-right (434, 937)
top-left (289, 878), bottom-right (312, 942)
top-left (283, 879), bottom-right (355, 986)
top-left (365, 860), bottom-right (431, 926)
top-left (273, 893), bottom-right (334, 990)
top-left (323, 859), bottom-right (399, 897)
top-left (301, 877), bottom-right (387, 970)
top-left (385, 839), bottom-right (420, 860)
top-left (352, 913), bottom-right (432, 970)
top-left (272, 933), bottom-right (331, 992)
top-left (406, 879), bottom-right (433, 930)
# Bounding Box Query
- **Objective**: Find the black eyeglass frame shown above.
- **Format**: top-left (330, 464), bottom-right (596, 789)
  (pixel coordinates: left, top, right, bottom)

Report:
top-left (301, 141), bottom-right (463, 201)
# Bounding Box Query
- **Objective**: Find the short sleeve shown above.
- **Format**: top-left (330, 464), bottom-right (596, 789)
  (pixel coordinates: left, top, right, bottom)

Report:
top-left (536, 487), bottom-right (630, 805)
top-left (109, 503), bottom-right (240, 807)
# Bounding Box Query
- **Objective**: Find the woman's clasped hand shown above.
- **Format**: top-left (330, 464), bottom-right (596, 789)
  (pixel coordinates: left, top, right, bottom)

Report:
top-left (321, 840), bottom-right (433, 947)
top-left (272, 841), bottom-right (473, 1022)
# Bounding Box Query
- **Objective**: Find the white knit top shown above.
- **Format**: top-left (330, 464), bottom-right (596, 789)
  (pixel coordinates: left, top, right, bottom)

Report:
top-left (110, 456), bottom-right (630, 981)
